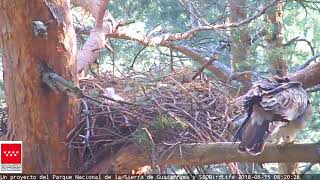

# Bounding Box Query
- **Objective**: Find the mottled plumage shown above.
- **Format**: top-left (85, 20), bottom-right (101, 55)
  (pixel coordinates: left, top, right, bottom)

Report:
top-left (234, 77), bottom-right (312, 155)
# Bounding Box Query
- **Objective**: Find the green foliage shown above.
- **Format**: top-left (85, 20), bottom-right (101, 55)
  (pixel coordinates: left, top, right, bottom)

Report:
top-left (88, 89), bottom-right (99, 99)
top-left (282, 4), bottom-right (320, 168)
top-left (132, 115), bottom-right (187, 149)
top-left (132, 128), bottom-right (153, 148)
top-left (266, 48), bottom-right (285, 62)
top-left (150, 115), bottom-right (188, 132)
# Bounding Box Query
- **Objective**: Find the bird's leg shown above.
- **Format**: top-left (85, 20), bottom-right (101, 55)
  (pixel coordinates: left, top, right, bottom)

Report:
top-left (276, 135), bottom-right (295, 153)
top-left (276, 142), bottom-right (286, 153)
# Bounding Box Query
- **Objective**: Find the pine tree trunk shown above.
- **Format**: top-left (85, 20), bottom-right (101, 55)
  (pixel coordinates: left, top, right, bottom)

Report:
top-left (0, 0), bottom-right (79, 173)
top-left (230, 0), bottom-right (249, 73)
top-left (229, 0), bottom-right (251, 94)
top-left (265, 0), bottom-right (288, 77)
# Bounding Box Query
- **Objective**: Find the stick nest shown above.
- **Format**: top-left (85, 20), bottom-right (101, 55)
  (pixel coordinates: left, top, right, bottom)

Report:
top-left (66, 71), bottom-right (243, 173)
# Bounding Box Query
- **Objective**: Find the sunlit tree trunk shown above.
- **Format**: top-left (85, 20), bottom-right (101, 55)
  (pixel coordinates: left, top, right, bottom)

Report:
top-left (265, 0), bottom-right (288, 77)
top-left (230, 0), bottom-right (249, 73)
top-left (0, 0), bottom-right (79, 173)
top-left (229, 0), bottom-right (251, 94)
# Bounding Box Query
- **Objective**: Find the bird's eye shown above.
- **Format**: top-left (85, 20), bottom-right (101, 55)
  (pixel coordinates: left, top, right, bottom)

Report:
top-left (296, 114), bottom-right (302, 119)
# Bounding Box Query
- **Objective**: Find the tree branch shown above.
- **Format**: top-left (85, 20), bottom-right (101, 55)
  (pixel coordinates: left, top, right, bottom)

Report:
top-left (158, 0), bottom-right (280, 42)
top-left (284, 37), bottom-right (315, 56)
top-left (71, 0), bottom-right (99, 18)
top-left (76, 0), bottom-right (110, 74)
top-left (73, 0), bottom-right (280, 44)
top-left (108, 31), bottom-right (232, 82)
top-left (166, 42), bottom-right (232, 82)
top-left (191, 43), bottom-right (228, 80)
top-left (295, 51), bottom-right (320, 71)
top-left (95, 0), bottom-right (109, 29)
top-left (289, 60), bottom-right (320, 89)
top-left (72, 0), bottom-right (280, 78)
top-left (307, 84), bottom-right (320, 93)
top-left (111, 142), bottom-right (320, 173)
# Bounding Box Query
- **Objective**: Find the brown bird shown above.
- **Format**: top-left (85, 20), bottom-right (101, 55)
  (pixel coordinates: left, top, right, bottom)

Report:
top-left (234, 77), bottom-right (313, 155)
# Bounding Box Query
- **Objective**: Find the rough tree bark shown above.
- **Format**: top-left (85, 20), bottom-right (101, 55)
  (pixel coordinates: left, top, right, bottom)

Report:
top-left (229, 0), bottom-right (252, 94)
top-left (230, 0), bottom-right (249, 73)
top-left (0, 0), bottom-right (79, 173)
top-left (289, 60), bottom-right (320, 89)
top-left (265, 0), bottom-right (288, 77)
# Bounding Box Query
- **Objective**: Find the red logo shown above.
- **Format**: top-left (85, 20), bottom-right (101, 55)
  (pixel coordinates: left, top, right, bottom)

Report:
top-left (1, 144), bottom-right (21, 164)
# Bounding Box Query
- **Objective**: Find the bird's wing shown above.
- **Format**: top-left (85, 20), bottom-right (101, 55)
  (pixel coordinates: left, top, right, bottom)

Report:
top-left (242, 79), bottom-right (278, 110)
top-left (235, 79), bottom-right (278, 139)
top-left (260, 82), bottom-right (308, 121)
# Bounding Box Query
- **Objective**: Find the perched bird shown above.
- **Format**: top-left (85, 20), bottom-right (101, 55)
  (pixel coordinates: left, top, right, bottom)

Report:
top-left (233, 77), bottom-right (313, 155)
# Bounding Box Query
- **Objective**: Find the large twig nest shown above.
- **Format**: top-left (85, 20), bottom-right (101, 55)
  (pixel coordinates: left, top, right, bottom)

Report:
top-left (67, 71), bottom-right (243, 173)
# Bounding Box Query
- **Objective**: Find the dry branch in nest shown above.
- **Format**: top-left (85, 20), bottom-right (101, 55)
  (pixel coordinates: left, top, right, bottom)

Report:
top-left (66, 71), bottom-right (244, 173)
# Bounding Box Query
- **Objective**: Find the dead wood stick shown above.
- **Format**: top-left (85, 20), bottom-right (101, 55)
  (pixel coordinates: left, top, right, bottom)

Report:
top-left (167, 76), bottom-right (198, 101)
top-left (192, 55), bottom-right (218, 80)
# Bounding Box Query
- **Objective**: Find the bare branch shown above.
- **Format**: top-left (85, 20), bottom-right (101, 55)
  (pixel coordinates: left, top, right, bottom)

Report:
top-left (161, 0), bottom-right (281, 42)
top-left (95, 0), bottom-right (109, 29)
top-left (306, 84), bottom-right (320, 93)
top-left (192, 43), bottom-right (228, 80)
top-left (73, 0), bottom-right (280, 76)
top-left (301, 163), bottom-right (316, 175)
top-left (296, 51), bottom-right (320, 71)
top-left (108, 31), bottom-right (232, 82)
top-left (166, 43), bottom-right (232, 82)
top-left (75, 0), bottom-right (280, 44)
top-left (130, 46), bottom-right (147, 69)
top-left (284, 37), bottom-right (315, 56)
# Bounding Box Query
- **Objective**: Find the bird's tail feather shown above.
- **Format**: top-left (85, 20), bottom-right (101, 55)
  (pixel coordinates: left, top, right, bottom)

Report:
top-left (238, 119), bottom-right (270, 155)
top-left (236, 109), bottom-right (276, 155)
top-left (232, 113), bottom-right (249, 142)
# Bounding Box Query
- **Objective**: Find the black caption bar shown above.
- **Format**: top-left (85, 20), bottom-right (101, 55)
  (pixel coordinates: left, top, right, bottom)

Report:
top-left (0, 174), bottom-right (317, 180)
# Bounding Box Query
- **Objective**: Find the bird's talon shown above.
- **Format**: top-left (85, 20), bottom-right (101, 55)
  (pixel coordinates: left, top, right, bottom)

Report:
top-left (277, 143), bottom-right (287, 153)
